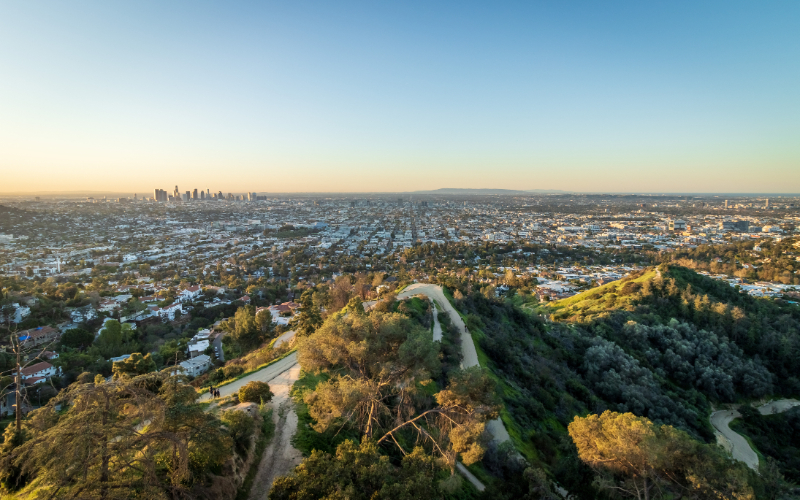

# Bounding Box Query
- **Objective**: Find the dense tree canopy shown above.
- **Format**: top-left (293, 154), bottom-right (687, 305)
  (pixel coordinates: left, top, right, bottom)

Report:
top-left (2, 371), bottom-right (235, 498)
top-left (569, 411), bottom-right (755, 500)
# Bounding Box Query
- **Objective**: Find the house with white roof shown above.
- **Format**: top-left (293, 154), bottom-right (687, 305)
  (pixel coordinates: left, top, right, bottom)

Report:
top-left (178, 354), bottom-right (213, 377)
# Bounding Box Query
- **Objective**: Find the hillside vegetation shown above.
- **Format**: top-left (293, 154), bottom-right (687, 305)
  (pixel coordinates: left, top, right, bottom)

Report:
top-left (447, 264), bottom-right (798, 498)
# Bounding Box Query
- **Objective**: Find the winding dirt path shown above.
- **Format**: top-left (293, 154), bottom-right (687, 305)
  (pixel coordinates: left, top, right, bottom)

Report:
top-left (247, 363), bottom-right (303, 500)
top-left (198, 351), bottom-right (303, 497)
top-left (710, 399), bottom-right (800, 470)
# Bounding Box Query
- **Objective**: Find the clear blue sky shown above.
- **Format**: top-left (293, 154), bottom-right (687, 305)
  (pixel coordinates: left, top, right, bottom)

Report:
top-left (1, 1), bottom-right (798, 193)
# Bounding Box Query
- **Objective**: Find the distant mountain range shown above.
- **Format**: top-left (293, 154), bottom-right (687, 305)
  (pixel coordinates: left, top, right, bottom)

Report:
top-left (409, 188), bottom-right (568, 195)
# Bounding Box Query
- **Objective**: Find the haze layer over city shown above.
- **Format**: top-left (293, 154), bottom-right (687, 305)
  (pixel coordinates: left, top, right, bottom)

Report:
top-left (2, 2), bottom-right (800, 500)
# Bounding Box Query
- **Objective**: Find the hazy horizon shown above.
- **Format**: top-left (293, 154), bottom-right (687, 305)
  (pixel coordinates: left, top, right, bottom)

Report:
top-left (2, 188), bottom-right (798, 198)
top-left (2, 1), bottom-right (799, 193)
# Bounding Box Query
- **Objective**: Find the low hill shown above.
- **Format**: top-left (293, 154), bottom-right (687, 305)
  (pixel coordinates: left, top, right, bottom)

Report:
top-left (445, 264), bottom-right (800, 497)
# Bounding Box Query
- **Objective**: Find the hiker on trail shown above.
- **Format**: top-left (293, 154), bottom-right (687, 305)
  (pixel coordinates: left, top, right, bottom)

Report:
top-left (210, 385), bottom-right (214, 396)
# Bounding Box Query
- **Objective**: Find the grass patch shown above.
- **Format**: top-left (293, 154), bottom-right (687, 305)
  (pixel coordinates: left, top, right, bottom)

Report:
top-left (543, 269), bottom-right (656, 315)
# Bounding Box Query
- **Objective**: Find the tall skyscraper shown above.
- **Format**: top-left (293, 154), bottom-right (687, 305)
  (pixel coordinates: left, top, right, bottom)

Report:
top-left (173, 185), bottom-right (180, 199)
top-left (193, 188), bottom-right (198, 200)
top-left (200, 190), bottom-right (205, 200)
top-left (765, 198), bottom-right (770, 208)
top-left (724, 200), bottom-right (729, 208)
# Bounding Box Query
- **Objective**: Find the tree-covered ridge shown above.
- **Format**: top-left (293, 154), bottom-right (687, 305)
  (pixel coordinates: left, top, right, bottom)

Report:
top-left (445, 265), bottom-right (799, 497)
top-left (546, 264), bottom-right (800, 396)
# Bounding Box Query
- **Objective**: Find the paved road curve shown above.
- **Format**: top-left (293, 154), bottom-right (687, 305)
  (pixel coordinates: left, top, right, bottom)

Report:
top-left (199, 352), bottom-right (298, 402)
top-left (710, 399), bottom-right (800, 470)
top-left (398, 283), bottom-right (512, 444)
top-left (431, 300), bottom-right (443, 342)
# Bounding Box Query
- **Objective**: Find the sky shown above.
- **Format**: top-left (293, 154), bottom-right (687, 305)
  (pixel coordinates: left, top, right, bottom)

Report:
top-left (1, 1), bottom-right (799, 194)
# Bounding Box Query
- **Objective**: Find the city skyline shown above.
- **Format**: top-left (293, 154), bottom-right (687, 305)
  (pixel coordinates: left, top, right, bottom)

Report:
top-left (2, 1), bottom-right (799, 193)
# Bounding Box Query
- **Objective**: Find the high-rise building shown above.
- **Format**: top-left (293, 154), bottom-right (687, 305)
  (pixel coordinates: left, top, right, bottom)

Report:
top-left (207, 189), bottom-right (210, 198)
top-left (200, 190), bottom-right (205, 200)
top-left (218, 191), bottom-right (224, 200)
top-left (724, 200), bottom-right (729, 208)
top-left (154, 189), bottom-right (168, 202)
top-left (173, 185), bottom-right (180, 199)
top-left (765, 198), bottom-right (770, 208)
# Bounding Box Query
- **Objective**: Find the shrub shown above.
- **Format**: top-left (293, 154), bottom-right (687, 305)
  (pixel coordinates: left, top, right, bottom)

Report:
top-left (239, 381), bottom-right (273, 404)
top-left (223, 365), bottom-right (244, 379)
top-left (221, 410), bottom-right (256, 454)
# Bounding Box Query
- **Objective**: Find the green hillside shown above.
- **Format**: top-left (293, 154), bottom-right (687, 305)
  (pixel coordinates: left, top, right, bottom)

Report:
top-left (447, 264), bottom-right (800, 498)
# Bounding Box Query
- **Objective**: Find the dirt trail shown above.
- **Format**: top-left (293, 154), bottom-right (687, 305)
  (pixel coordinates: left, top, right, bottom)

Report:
top-left (247, 363), bottom-right (303, 500)
top-left (710, 399), bottom-right (800, 470)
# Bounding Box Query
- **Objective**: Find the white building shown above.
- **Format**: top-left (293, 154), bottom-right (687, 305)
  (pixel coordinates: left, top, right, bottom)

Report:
top-left (153, 302), bottom-right (184, 321)
top-left (21, 361), bottom-right (58, 381)
top-left (178, 354), bottom-right (213, 377)
top-left (188, 339), bottom-right (210, 358)
top-left (178, 285), bottom-right (202, 302)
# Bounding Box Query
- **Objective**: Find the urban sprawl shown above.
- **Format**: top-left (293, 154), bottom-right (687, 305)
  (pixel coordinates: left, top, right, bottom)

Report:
top-left (1, 191), bottom-right (798, 416)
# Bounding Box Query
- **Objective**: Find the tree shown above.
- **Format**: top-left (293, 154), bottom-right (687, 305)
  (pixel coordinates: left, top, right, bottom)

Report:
top-left (238, 380), bottom-right (273, 404)
top-left (298, 312), bottom-right (498, 472)
top-left (346, 296), bottom-right (366, 316)
top-left (220, 410), bottom-right (255, 454)
top-left (568, 411), bottom-right (755, 500)
top-left (90, 320), bottom-right (138, 359)
top-left (8, 372), bottom-right (233, 499)
top-left (228, 306), bottom-right (263, 349)
top-left (111, 353), bottom-right (156, 379)
top-left (0, 422), bottom-right (30, 491)
top-left (254, 308), bottom-right (273, 335)
top-left (290, 289), bottom-right (323, 337)
top-left (271, 439), bottom-right (439, 500)
top-left (60, 328), bottom-right (94, 350)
